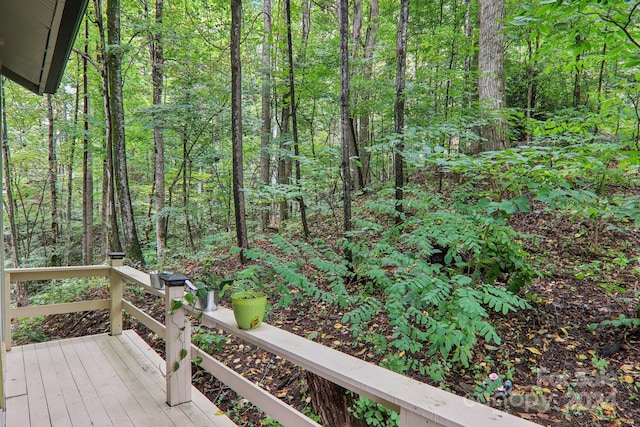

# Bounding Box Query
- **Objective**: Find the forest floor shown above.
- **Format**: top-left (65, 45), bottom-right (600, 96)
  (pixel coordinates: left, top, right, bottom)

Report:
top-left (30, 204), bottom-right (640, 427)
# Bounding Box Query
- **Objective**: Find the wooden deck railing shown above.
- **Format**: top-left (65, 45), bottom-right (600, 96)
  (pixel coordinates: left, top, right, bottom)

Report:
top-left (2, 256), bottom-right (540, 427)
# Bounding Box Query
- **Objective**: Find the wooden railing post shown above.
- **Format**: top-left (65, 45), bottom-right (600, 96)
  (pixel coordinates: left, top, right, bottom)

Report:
top-left (108, 252), bottom-right (125, 336)
top-left (163, 274), bottom-right (192, 406)
top-left (3, 271), bottom-right (10, 352)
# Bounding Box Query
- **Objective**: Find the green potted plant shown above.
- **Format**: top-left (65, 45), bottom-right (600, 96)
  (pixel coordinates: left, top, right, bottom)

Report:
top-left (222, 269), bottom-right (267, 329)
top-left (230, 290), bottom-right (267, 329)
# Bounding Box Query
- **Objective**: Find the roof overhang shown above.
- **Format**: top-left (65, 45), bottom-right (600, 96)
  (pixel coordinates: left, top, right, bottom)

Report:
top-left (0, 0), bottom-right (90, 95)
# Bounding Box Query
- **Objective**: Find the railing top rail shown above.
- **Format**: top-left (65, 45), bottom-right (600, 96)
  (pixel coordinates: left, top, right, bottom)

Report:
top-left (5, 265), bottom-right (111, 282)
top-left (196, 307), bottom-right (538, 427)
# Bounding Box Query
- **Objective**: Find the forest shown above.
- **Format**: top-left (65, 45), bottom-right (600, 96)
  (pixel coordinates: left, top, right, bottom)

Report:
top-left (3, 0), bottom-right (640, 425)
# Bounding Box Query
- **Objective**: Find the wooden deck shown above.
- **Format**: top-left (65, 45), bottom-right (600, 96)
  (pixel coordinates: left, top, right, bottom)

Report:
top-left (4, 330), bottom-right (236, 427)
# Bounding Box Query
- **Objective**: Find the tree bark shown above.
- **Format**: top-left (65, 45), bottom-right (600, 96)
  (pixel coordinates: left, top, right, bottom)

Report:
top-left (94, 0), bottom-right (122, 256)
top-left (285, 0), bottom-right (310, 239)
top-left (1, 80), bottom-right (20, 266)
top-left (47, 94), bottom-right (59, 266)
top-left (394, 0), bottom-right (409, 224)
top-left (478, 0), bottom-right (508, 151)
top-left (306, 373), bottom-right (368, 427)
top-left (106, 0), bottom-right (144, 263)
top-left (145, 0), bottom-right (167, 262)
top-left (259, 0), bottom-right (272, 231)
top-left (278, 101), bottom-right (291, 223)
top-left (339, 0), bottom-right (352, 262)
top-left (573, 34), bottom-right (583, 108)
top-left (67, 64), bottom-right (79, 265)
top-left (82, 19), bottom-right (94, 265)
top-left (231, 0), bottom-right (249, 261)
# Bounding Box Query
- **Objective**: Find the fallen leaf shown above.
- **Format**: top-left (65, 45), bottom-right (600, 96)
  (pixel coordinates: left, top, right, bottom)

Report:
top-left (600, 401), bottom-right (615, 412)
top-left (526, 347), bottom-right (542, 355)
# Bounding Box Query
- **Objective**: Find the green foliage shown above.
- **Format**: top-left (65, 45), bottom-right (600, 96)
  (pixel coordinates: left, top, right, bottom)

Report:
top-left (29, 278), bottom-right (101, 305)
top-left (589, 314), bottom-right (640, 331)
top-left (192, 326), bottom-right (227, 352)
top-left (13, 317), bottom-right (47, 344)
top-left (237, 236), bottom-right (353, 309)
top-left (238, 187), bottom-right (535, 383)
top-left (351, 397), bottom-right (399, 427)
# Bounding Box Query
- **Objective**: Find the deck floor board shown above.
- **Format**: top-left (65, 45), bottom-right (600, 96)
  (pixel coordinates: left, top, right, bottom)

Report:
top-left (5, 331), bottom-right (236, 427)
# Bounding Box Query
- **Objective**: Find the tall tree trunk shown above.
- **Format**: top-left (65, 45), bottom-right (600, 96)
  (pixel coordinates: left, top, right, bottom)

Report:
top-left (478, 0), bottom-right (508, 151)
top-left (278, 101), bottom-right (291, 222)
top-left (94, 0), bottom-right (121, 255)
top-left (285, 0), bottom-right (310, 239)
top-left (260, 0), bottom-right (272, 231)
top-left (106, 0), bottom-right (144, 263)
top-left (145, 0), bottom-right (167, 262)
top-left (524, 36), bottom-right (539, 144)
top-left (183, 134), bottom-right (195, 252)
top-left (340, 0), bottom-right (352, 243)
top-left (231, 0), bottom-right (249, 261)
top-left (348, 0), bottom-right (364, 192)
top-left (358, 0), bottom-right (378, 188)
top-left (1, 80), bottom-right (20, 266)
top-left (463, 0), bottom-right (475, 108)
top-left (573, 34), bottom-right (583, 108)
top-left (394, 0), bottom-right (409, 224)
top-left (82, 20), bottom-right (94, 265)
top-left (47, 95), bottom-right (60, 266)
top-left (306, 3), bottom-right (368, 423)
top-left (66, 66), bottom-right (80, 265)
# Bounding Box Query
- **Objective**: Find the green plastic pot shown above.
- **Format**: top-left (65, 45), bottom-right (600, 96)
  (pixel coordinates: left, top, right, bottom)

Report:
top-left (230, 291), bottom-right (267, 330)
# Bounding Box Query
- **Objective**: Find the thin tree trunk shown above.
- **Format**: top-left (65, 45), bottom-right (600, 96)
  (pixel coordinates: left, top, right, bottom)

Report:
top-left (260, 0), bottom-right (272, 231)
top-left (358, 0), bottom-right (378, 188)
top-left (339, 0), bottom-right (352, 252)
top-left (183, 134), bottom-right (195, 251)
top-left (595, 42), bottom-right (607, 133)
top-left (82, 19), bottom-right (94, 265)
top-left (573, 34), bottom-right (583, 108)
top-left (394, 0), bottom-right (409, 224)
top-left (106, 0), bottom-right (144, 263)
top-left (66, 67), bottom-right (79, 265)
top-left (285, 0), bottom-right (310, 239)
top-left (47, 95), bottom-right (60, 266)
top-left (348, 0), bottom-right (364, 192)
top-left (1, 81), bottom-right (20, 266)
top-left (144, 0), bottom-right (167, 262)
top-left (231, 0), bottom-right (249, 261)
top-left (463, 0), bottom-right (474, 108)
top-left (94, 0), bottom-right (121, 255)
top-left (278, 101), bottom-right (290, 222)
